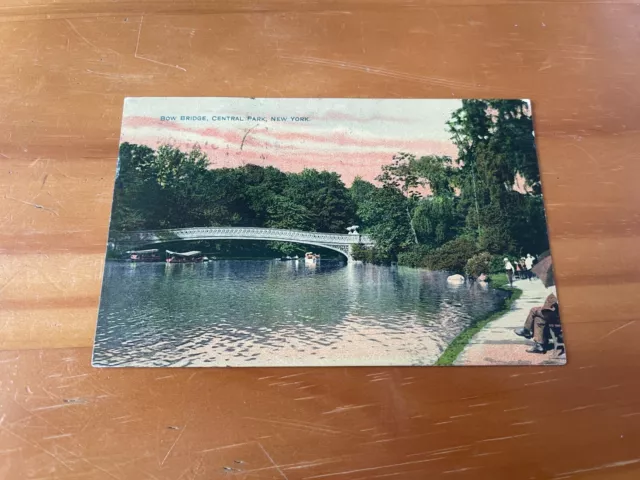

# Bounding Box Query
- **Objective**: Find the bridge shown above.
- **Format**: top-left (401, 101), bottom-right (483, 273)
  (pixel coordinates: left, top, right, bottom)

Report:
top-left (109, 227), bottom-right (375, 261)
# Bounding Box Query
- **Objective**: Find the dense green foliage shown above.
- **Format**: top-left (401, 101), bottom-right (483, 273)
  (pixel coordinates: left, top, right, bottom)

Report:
top-left (113, 144), bottom-right (356, 234)
top-left (112, 99), bottom-right (548, 266)
top-left (112, 143), bottom-right (359, 255)
top-left (350, 244), bottom-right (394, 264)
top-left (421, 237), bottom-right (479, 273)
top-left (356, 99), bottom-right (549, 272)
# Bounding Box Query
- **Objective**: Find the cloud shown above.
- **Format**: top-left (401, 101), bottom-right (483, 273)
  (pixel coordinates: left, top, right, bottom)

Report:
top-left (120, 113), bottom-right (457, 185)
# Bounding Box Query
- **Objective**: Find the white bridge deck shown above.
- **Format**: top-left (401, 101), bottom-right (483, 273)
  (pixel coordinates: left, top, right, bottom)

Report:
top-left (111, 227), bottom-right (375, 260)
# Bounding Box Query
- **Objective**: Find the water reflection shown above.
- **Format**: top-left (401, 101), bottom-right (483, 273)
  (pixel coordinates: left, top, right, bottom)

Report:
top-left (94, 260), bottom-right (506, 367)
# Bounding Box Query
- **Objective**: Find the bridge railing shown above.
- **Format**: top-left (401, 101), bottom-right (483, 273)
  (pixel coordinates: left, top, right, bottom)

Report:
top-left (112, 226), bottom-right (374, 246)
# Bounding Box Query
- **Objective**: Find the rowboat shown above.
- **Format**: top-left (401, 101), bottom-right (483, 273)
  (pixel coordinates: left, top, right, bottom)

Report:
top-left (128, 249), bottom-right (161, 262)
top-left (305, 252), bottom-right (320, 265)
top-left (165, 250), bottom-right (208, 263)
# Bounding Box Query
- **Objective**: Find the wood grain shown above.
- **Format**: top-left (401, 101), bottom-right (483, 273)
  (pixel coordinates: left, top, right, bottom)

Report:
top-left (1, 1), bottom-right (640, 478)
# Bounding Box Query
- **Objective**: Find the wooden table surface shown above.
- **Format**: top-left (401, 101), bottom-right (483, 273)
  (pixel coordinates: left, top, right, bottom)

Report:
top-left (1, 1), bottom-right (640, 479)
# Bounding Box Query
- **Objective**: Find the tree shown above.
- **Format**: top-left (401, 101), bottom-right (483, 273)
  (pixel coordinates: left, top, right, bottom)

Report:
top-left (285, 169), bottom-right (356, 233)
top-left (447, 99), bottom-right (546, 254)
top-left (150, 145), bottom-right (214, 228)
top-left (412, 196), bottom-right (461, 249)
top-left (111, 142), bottom-right (164, 231)
top-left (237, 165), bottom-right (288, 227)
top-left (349, 176), bottom-right (377, 206)
top-left (202, 168), bottom-right (244, 226)
top-left (351, 177), bottom-right (416, 259)
top-left (409, 155), bottom-right (456, 198)
top-left (353, 184), bottom-right (414, 256)
top-left (265, 195), bottom-right (314, 231)
top-left (487, 99), bottom-right (540, 193)
top-left (376, 153), bottom-right (423, 245)
top-left (508, 193), bottom-right (550, 255)
top-left (264, 195), bottom-right (314, 256)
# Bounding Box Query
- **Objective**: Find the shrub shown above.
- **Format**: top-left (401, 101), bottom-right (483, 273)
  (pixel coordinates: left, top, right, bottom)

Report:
top-left (351, 243), bottom-right (370, 261)
top-left (397, 245), bottom-right (432, 268)
top-left (421, 237), bottom-right (478, 273)
top-left (488, 254), bottom-right (507, 274)
top-left (465, 252), bottom-right (493, 277)
top-left (351, 244), bottom-right (393, 264)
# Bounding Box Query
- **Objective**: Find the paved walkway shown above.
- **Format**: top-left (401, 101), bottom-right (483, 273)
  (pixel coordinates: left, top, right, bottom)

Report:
top-left (454, 279), bottom-right (566, 366)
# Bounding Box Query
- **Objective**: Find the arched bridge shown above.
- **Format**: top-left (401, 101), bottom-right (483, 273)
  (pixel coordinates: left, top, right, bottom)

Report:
top-left (110, 227), bottom-right (375, 261)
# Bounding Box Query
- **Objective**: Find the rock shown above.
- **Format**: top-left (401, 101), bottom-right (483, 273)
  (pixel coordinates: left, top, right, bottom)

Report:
top-left (447, 274), bottom-right (465, 284)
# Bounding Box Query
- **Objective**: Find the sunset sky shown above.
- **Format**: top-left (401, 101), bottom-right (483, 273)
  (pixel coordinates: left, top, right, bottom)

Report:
top-left (120, 98), bottom-right (462, 186)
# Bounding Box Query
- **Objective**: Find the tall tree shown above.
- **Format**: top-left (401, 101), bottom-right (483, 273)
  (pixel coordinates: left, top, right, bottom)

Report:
top-left (352, 182), bottom-right (414, 256)
top-left (111, 142), bottom-right (163, 231)
top-left (376, 153), bottom-right (422, 245)
top-left (237, 165), bottom-right (288, 227)
top-left (409, 155), bottom-right (456, 198)
top-left (447, 99), bottom-right (546, 254)
top-left (151, 145), bottom-right (212, 228)
top-left (412, 196), bottom-right (461, 249)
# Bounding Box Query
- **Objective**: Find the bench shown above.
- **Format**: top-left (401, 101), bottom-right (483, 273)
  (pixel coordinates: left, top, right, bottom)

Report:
top-left (546, 322), bottom-right (565, 358)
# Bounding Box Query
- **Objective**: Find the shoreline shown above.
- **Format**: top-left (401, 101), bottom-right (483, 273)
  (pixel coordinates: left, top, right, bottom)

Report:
top-left (452, 279), bottom-right (565, 366)
top-left (435, 279), bottom-right (523, 366)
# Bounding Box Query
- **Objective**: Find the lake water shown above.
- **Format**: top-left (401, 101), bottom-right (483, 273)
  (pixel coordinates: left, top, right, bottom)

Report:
top-left (93, 260), bottom-right (506, 367)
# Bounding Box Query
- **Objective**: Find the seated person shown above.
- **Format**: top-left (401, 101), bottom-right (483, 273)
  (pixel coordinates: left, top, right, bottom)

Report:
top-left (514, 293), bottom-right (559, 353)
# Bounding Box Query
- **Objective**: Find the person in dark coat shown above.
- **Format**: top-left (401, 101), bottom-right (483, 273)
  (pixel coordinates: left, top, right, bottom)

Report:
top-left (514, 293), bottom-right (559, 353)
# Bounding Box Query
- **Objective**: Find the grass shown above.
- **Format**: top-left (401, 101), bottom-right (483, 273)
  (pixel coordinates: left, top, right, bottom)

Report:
top-left (434, 278), bottom-right (523, 366)
top-left (488, 272), bottom-right (509, 286)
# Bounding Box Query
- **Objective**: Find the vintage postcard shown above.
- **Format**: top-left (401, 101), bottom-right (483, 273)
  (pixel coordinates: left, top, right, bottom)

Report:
top-left (93, 98), bottom-right (565, 367)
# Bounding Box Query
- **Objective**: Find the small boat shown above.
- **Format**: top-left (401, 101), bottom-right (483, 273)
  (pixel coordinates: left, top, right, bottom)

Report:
top-left (128, 249), bottom-right (161, 262)
top-left (305, 252), bottom-right (320, 265)
top-left (166, 250), bottom-right (205, 263)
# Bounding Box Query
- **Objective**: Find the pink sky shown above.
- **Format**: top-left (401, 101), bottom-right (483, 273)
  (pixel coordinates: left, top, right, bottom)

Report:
top-left (120, 98), bottom-right (460, 186)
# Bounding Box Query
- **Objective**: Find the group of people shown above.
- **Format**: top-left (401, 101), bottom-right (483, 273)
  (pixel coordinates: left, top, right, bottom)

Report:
top-left (503, 253), bottom-right (535, 287)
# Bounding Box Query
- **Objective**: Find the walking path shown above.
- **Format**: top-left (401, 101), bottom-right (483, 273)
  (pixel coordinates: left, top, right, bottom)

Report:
top-left (454, 279), bottom-right (566, 366)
